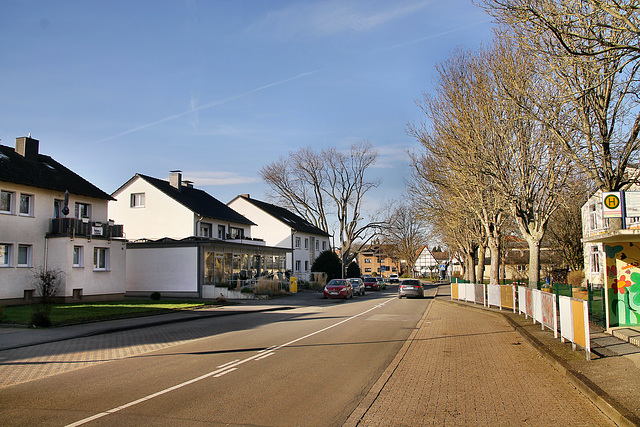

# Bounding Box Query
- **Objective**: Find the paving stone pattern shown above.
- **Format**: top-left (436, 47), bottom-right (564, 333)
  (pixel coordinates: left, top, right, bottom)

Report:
top-left (356, 300), bottom-right (614, 426)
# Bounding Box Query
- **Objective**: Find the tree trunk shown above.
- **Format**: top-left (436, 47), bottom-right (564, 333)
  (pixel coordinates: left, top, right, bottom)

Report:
top-left (526, 237), bottom-right (541, 288)
top-left (488, 236), bottom-right (500, 285)
top-left (476, 243), bottom-right (487, 285)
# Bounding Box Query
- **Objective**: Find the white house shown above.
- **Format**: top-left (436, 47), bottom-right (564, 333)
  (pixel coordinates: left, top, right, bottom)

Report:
top-left (228, 195), bottom-right (331, 282)
top-left (110, 174), bottom-right (290, 297)
top-left (0, 137), bottom-right (126, 304)
top-left (413, 246), bottom-right (438, 278)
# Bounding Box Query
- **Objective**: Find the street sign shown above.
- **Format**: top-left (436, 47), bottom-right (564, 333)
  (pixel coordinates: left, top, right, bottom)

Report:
top-left (602, 192), bottom-right (622, 218)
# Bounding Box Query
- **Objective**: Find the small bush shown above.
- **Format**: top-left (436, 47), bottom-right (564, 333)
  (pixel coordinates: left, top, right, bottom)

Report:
top-left (30, 308), bottom-right (52, 328)
top-left (150, 292), bottom-right (161, 300)
top-left (241, 287), bottom-right (253, 293)
top-left (0, 306), bottom-right (5, 323)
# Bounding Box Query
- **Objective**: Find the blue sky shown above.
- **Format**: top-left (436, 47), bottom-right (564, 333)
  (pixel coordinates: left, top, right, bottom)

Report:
top-left (1, 0), bottom-right (494, 215)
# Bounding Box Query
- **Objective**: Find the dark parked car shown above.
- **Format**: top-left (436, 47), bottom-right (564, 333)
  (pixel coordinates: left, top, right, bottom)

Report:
top-left (363, 276), bottom-right (379, 291)
top-left (323, 279), bottom-right (353, 299)
top-left (398, 279), bottom-right (424, 298)
top-left (349, 278), bottom-right (365, 296)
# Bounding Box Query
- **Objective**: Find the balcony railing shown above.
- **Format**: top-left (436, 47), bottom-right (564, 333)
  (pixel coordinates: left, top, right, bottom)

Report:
top-left (50, 218), bottom-right (124, 238)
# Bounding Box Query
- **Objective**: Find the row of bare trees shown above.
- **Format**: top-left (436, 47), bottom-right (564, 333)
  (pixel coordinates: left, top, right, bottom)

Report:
top-left (409, 0), bottom-right (640, 286)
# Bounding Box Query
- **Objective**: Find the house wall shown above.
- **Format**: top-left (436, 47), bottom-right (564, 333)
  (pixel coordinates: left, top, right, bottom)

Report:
top-left (46, 237), bottom-right (126, 301)
top-left (413, 247), bottom-right (438, 277)
top-left (110, 177), bottom-right (194, 240)
top-left (582, 191), bottom-right (607, 287)
top-left (228, 198), bottom-right (291, 247)
top-left (0, 181), bottom-right (117, 302)
top-left (126, 246), bottom-right (199, 295)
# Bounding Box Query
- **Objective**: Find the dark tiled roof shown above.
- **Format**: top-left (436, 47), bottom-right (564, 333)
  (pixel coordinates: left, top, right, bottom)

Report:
top-left (0, 144), bottom-right (113, 200)
top-left (136, 174), bottom-right (254, 225)
top-left (233, 195), bottom-right (330, 237)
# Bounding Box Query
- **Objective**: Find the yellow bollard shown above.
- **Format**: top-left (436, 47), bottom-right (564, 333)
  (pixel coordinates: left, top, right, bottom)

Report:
top-left (290, 277), bottom-right (298, 293)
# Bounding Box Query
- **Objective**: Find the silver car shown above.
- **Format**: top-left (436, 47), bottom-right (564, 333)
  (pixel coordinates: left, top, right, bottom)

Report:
top-left (398, 279), bottom-right (424, 298)
top-left (349, 278), bottom-right (365, 296)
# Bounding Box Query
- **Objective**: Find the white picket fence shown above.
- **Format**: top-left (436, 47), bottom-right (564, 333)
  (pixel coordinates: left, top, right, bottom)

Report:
top-left (451, 281), bottom-right (590, 360)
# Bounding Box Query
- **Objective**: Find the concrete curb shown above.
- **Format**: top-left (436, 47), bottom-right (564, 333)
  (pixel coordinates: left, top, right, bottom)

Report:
top-left (442, 297), bottom-right (640, 427)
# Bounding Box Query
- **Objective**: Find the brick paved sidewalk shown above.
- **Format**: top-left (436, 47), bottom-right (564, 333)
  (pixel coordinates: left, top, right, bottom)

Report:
top-left (346, 299), bottom-right (615, 426)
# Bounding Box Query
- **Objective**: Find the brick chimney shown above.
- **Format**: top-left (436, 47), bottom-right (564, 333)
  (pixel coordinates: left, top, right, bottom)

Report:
top-left (169, 170), bottom-right (182, 191)
top-left (15, 136), bottom-right (39, 160)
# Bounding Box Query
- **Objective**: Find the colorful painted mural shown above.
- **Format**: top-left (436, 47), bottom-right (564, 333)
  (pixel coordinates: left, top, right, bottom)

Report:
top-left (605, 242), bottom-right (640, 327)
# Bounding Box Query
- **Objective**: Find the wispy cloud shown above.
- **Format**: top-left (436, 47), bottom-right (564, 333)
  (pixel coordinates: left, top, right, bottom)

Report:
top-left (252, 0), bottom-right (433, 40)
top-left (382, 18), bottom-right (493, 51)
top-left (183, 171), bottom-right (260, 186)
top-left (94, 70), bottom-right (320, 144)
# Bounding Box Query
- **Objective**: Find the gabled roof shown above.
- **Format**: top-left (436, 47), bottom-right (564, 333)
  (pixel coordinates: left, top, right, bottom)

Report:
top-left (127, 174), bottom-right (254, 225)
top-left (231, 195), bottom-right (330, 237)
top-left (0, 143), bottom-right (113, 200)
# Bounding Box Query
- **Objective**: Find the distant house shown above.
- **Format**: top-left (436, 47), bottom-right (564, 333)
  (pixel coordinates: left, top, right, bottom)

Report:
top-left (110, 173), bottom-right (290, 297)
top-left (227, 194), bottom-right (331, 281)
top-left (0, 137), bottom-right (126, 304)
top-left (413, 246), bottom-right (438, 278)
top-left (356, 245), bottom-right (400, 278)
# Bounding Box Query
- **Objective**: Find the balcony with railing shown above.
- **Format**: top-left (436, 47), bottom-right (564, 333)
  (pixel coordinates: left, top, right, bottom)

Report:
top-left (49, 218), bottom-right (124, 238)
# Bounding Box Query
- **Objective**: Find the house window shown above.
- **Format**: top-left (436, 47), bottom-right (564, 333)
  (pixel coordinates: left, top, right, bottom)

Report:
top-left (295, 260), bottom-right (301, 271)
top-left (364, 258), bottom-right (372, 263)
top-left (73, 246), bottom-right (84, 267)
top-left (591, 246), bottom-right (600, 273)
top-left (17, 245), bottom-right (32, 267)
top-left (589, 203), bottom-right (598, 230)
top-left (0, 244), bottom-right (12, 267)
top-left (94, 247), bottom-right (109, 271)
top-left (322, 241), bottom-right (326, 250)
top-left (295, 237), bottom-right (301, 248)
top-left (200, 222), bottom-right (212, 238)
top-left (75, 202), bottom-right (91, 220)
top-left (380, 258), bottom-right (386, 264)
top-left (19, 194), bottom-right (33, 216)
top-left (54, 199), bottom-right (64, 218)
top-left (365, 268), bottom-right (371, 273)
top-left (0, 191), bottom-right (14, 214)
top-left (316, 240), bottom-right (319, 250)
top-left (218, 225), bottom-right (226, 239)
top-left (304, 238), bottom-right (309, 249)
top-left (130, 193), bottom-right (145, 208)
top-left (230, 227), bottom-right (244, 239)
top-left (305, 261), bottom-right (309, 271)
top-left (517, 265), bottom-right (526, 272)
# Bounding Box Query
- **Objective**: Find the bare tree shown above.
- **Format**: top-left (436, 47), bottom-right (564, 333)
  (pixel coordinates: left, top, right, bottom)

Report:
top-left (382, 203), bottom-right (430, 278)
top-left (483, 0), bottom-right (640, 200)
top-left (260, 141), bottom-right (383, 267)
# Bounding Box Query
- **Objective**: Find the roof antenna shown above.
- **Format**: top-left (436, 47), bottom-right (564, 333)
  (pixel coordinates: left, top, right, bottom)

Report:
top-left (28, 132), bottom-right (31, 138)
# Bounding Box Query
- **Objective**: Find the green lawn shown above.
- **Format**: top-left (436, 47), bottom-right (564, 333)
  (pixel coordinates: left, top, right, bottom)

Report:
top-left (0, 300), bottom-right (222, 327)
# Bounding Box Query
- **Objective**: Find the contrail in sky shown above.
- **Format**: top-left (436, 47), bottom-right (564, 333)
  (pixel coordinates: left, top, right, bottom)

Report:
top-left (94, 70), bottom-right (320, 144)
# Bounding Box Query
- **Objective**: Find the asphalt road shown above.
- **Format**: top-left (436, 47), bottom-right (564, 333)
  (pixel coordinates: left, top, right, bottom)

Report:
top-left (0, 286), bottom-right (430, 426)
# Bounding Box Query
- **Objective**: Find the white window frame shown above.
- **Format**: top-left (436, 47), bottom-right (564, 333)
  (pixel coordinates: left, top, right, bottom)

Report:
top-left (364, 258), bottom-right (372, 263)
top-left (75, 202), bottom-right (92, 220)
top-left (19, 193), bottom-right (34, 216)
top-left (0, 190), bottom-right (14, 214)
top-left (17, 244), bottom-right (32, 267)
top-left (200, 222), bottom-right (212, 238)
top-left (295, 237), bottom-right (301, 248)
top-left (316, 240), bottom-right (319, 250)
top-left (591, 246), bottom-right (601, 273)
top-left (305, 261), bottom-right (309, 271)
top-left (0, 244), bottom-right (12, 267)
top-left (94, 247), bottom-right (109, 271)
top-left (295, 260), bottom-right (301, 272)
top-left (218, 225), bottom-right (226, 239)
top-left (73, 246), bottom-right (84, 267)
top-left (304, 238), bottom-right (309, 249)
top-left (130, 193), bottom-right (145, 208)
top-left (322, 241), bottom-right (326, 250)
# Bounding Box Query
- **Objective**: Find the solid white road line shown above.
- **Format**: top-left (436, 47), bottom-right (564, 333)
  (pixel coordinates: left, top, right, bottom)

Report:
top-left (65, 296), bottom-right (396, 427)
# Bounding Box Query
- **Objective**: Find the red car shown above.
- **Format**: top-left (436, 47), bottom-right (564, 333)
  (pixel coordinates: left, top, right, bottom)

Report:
top-left (323, 279), bottom-right (353, 299)
top-left (363, 276), bottom-right (379, 291)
